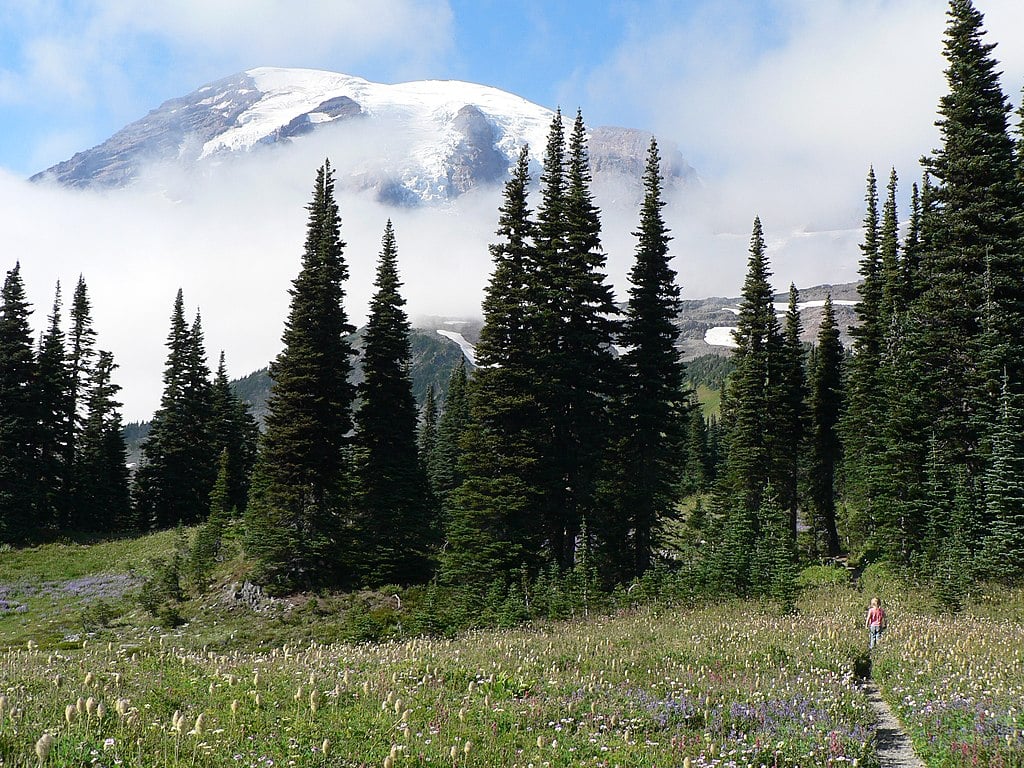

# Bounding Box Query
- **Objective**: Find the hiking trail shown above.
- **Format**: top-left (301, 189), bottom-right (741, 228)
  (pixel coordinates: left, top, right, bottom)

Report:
top-left (864, 682), bottom-right (926, 768)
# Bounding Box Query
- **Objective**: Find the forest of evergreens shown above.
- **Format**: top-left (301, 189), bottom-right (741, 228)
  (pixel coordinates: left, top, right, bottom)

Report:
top-left (0, 0), bottom-right (1022, 620)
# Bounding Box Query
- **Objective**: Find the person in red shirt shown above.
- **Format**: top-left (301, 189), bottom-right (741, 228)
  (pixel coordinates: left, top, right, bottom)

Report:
top-left (866, 596), bottom-right (886, 649)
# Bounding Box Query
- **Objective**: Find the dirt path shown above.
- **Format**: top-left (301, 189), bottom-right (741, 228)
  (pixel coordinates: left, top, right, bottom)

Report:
top-left (865, 683), bottom-right (926, 768)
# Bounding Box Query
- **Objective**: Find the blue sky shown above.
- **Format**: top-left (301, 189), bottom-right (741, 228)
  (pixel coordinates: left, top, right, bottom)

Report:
top-left (2, 0), bottom-right (1024, 419)
top-left (0, 1), bottom-right (836, 176)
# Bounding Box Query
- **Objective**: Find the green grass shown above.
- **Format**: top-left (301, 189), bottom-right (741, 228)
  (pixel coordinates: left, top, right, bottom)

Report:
top-left (695, 384), bottom-right (721, 418)
top-left (0, 532), bottom-right (1022, 766)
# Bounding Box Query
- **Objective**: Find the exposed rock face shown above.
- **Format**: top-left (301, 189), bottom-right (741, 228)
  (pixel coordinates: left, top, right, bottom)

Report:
top-left (33, 72), bottom-right (265, 188)
top-left (31, 68), bottom-right (698, 205)
top-left (589, 126), bottom-right (695, 182)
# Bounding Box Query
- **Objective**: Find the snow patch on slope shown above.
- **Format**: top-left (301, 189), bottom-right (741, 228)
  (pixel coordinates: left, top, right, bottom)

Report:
top-left (436, 329), bottom-right (477, 366)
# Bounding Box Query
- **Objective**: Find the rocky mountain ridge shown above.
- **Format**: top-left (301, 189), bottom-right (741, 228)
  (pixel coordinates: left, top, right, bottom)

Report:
top-left (32, 67), bottom-right (697, 205)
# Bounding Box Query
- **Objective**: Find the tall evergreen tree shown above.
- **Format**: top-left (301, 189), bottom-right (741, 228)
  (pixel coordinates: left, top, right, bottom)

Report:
top-left (0, 263), bottom-right (40, 544)
top-left (245, 160), bottom-right (357, 593)
top-left (431, 360), bottom-right (470, 508)
top-left (74, 351), bottom-right (131, 532)
top-left (776, 284), bottom-right (807, 536)
top-left (210, 352), bottom-right (259, 516)
top-left (842, 168), bottom-right (885, 516)
top-left (354, 220), bottom-right (435, 585)
top-left (133, 292), bottom-right (217, 529)
top-left (720, 217), bottom-right (780, 516)
top-left (880, 168), bottom-right (902, 319)
top-left (708, 218), bottom-right (783, 593)
top-left (916, 0), bottom-right (1020, 466)
top-left (36, 284), bottom-right (72, 531)
top-left (599, 137), bottom-right (686, 582)
top-left (529, 109), bottom-right (618, 570)
top-left (417, 385), bottom-right (438, 483)
top-left (979, 373), bottom-right (1024, 579)
top-left (444, 147), bottom-right (545, 590)
top-left (806, 295), bottom-right (844, 556)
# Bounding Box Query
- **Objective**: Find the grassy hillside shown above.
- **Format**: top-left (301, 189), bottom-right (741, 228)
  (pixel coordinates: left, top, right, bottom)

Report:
top-left (0, 533), bottom-right (1021, 766)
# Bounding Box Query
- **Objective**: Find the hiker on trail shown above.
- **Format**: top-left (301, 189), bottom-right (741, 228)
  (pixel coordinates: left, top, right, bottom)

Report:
top-left (866, 596), bottom-right (886, 650)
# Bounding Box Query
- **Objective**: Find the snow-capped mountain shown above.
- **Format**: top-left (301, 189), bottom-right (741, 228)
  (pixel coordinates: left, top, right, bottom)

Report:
top-left (32, 67), bottom-right (696, 204)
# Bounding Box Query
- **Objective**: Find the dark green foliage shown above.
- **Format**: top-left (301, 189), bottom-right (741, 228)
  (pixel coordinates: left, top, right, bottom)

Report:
top-left (751, 485), bottom-right (799, 610)
top-left (776, 284), bottom-right (807, 535)
top-left (683, 354), bottom-right (736, 392)
top-left (133, 291), bottom-right (216, 529)
top-left (914, 0), bottom-right (1020, 468)
top-left (431, 360), bottom-right (470, 508)
top-left (137, 530), bottom-right (188, 627)
top-left (444, 147), bottom-right (544, 591)
top-left (417, 385), bottom-right (439, 480)
top-left (806, 296), bottom-right (844, 556)
top-left (74, 351), bottom-right (131, 532)
top-left (354, 220), bottom-right (435, 586)
top-left (718, 217), bottom-right (780, 517)
top-left (598, 138), bottom-right (687, 582)
top-left (210, 352), bottom-right (259, 516)
top-left (189, 449), bottom-right (231, 591)
top-left (245, 160), bottom-right (357, 593)
top-left (0, 263), bottom-right (41, 544)
top-left (529, 110), bottom-right (619, 570)
top-left (36, 284), bottom-right (72, 532)
top-left (842, 168), bottom-right (885, 517)
top-left (979, 374), bottom-right (1024, 579)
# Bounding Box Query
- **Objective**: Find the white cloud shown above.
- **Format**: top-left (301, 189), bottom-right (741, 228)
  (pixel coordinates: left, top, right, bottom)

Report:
top-left (577, 0), bottom-right (1024, 294)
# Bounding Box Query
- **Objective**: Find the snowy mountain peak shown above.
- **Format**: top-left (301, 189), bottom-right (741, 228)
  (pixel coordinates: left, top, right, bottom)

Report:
top-left (32, 67), bottom-right (696, 204)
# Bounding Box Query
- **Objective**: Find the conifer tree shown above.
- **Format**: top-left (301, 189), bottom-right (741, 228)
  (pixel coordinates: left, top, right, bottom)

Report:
top-left (599, 137), bottom-right (686, 581)
top-left (67, 276), bottom-right (96, 461)
top-left (806, 295), bottom-right (844, 556)
top-left (444, 147), bottom-right (545, 590)
top-left (432, 360), bottom-right (470, 508)
top-left (0, 263), bottom-right (41, 544)
top-left (417, 385), bottom-right (439, 486)
top-left (709, 218), bottom-right (783, 592)
top-left (36, 284), bottom-right (72, 531)
top-left (880, 168), bottom-right (902, 319)
top-left (354, 220), bottom-right (435, 585)
top-left (210, 352), bottom-right (258, 516)
top-left (916, 0), bottom-right (1020, 466)
top-left (776, 284), bottom-right (807, 535)
top-left (189, 449), bottom-right (231, 591)
top-left (719, 217), bottom-right (780, 516)
top-left (979, 373), bottom-right (1024, 579)
top-left (74, 351), bottom-right (131, 532)
top-left (133, 292), bottom-right (216, 529)
top-left (529, 109), bottom-right (618, 570)
top-left (842, 168), bottom-right (885, 516)
top-left (751, 484), bottom-right (799, 610)
top-left (245, 160), bottom-right (357, 593)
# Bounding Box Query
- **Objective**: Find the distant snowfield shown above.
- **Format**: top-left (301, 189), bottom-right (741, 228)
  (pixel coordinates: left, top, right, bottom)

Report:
top-left (718, 299), bottom-right (858, 317)
top-left (706, 298), bottom-right (858, 348)
top-left (704, 327), bottom-right (738, 348)
top-left (200, 67), bottom-right (554, 200)
top-left (436, 330), bottom-right (477, 366)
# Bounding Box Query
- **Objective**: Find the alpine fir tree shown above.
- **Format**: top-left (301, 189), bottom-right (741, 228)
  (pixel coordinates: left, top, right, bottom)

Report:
top-left (133, 291), bottom-right (216, 529)
top-left (245, 160), bottom-right (357, 593)
top-left (36, 283), bottom-right (72, 532)
top-left (529, 110), bottom-right (618, 570)
top-left (354, 220), bottom-right (435, 585)
top-left (74, 351), bottom-right (131, 532)
top-left (776, 283), bottom-right (806, 536)
top-left (599, 137), bottom-right (686, 582)
top-left (0, 263), bottom-right (41, 544)
top-left (444, 147), bottom-right (545, 590)
top-left (210, 352), bottom-right (259, 516)
top-left (806, 295), bottom-right (844, 556)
